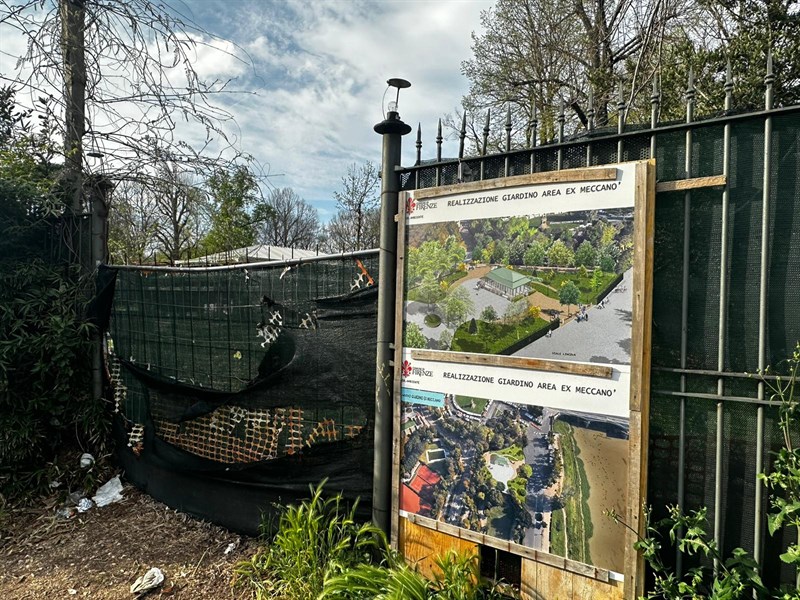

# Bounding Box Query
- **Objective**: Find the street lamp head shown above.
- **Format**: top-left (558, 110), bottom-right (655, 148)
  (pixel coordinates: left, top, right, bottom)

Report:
top-left (375, 77), bottom-right (412, 136)
top-left (386, 77), bottom-right (411, 113)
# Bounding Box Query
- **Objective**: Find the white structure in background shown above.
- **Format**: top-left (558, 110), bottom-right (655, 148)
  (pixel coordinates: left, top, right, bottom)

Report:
top-left (176, 244), bottom-right (322, 266)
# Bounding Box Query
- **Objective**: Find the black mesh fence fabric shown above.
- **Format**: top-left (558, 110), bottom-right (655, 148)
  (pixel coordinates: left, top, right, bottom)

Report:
top-left (101, 253), bottom-right (379, 534)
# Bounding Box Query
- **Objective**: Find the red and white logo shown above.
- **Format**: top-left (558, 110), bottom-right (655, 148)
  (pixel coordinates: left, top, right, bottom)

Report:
top-left (406, 197), bottom-right (416, 214)
top-left (401, 360), bottom-right (412, 377)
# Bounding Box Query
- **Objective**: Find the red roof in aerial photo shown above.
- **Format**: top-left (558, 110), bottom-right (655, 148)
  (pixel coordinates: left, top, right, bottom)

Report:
top-left (408, 464), bottom-right (441, 494)
top-left (400, 483), bottom-right (423, 513)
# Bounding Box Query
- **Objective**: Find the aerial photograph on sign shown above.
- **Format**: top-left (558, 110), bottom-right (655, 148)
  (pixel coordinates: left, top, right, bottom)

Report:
top-left (399, 392), bottom-right (629, 573)
top-left (403, 207), bottom-right (634, 365)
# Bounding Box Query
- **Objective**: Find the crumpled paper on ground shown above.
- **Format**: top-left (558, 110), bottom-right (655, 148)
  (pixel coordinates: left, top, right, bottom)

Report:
top-left (130, 567), bottom-right (164, 594)
top-left (92, 475), bottom-right (124, 507)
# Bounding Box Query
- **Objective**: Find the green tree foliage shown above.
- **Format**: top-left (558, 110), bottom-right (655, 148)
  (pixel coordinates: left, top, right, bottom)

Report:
top-left (404, 323), bottom-right (427, 349)
top-left (508, 237), bottom-right (526, 265)
top-left (438, 286), bottom-right (475, 328)
top-left (203, 166), bottom-right (263, 254)
top-left (524, 240), bottom-right (547, 266)
top-left (417, 273), bottom-right (445, 307)
top-left (598, 248), bottom-right (617, 273)
top-left (574, 240), bottom-right (597, 267)
top-left (0, 90), bottom-right (102, 496)
top-left (455, 0), bottom-right (687, 147)
top-left (454, 0), bottom-right (798, 148)
top-left (438, 329), bottom-right (453, 350)
top-left (547, 239), bottom-right (575, 267)
top-left (407, 236), bottom-right (467, 286)
top-left (559, 281), bottom-right (581, 313)
top-left (481, 305), bottom-right (498, 322)
top-left (656, 0), bottom-right (800, 117)
top-left (503, 298), bottom-right (529, 323)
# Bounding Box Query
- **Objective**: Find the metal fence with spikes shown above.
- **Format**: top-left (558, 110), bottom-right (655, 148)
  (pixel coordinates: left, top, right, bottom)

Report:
top-left (399, 58), bottom-right (800, 587)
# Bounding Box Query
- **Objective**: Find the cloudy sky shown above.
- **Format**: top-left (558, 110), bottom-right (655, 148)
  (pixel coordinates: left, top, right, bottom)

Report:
top-left (0, 0), bottom-right (494, 221)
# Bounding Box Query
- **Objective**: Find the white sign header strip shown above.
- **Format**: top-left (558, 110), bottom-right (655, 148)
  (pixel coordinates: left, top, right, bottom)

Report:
top-left (401, 350), bottom-right (630, 418)
top-left (406, 164), bottom-right (636, 225)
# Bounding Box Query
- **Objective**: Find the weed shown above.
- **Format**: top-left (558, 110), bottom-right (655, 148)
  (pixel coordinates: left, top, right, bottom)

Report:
top-left (233, 482), bottom-right (386, 600)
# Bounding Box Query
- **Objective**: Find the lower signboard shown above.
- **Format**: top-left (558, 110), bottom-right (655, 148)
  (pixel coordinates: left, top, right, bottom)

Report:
top-left (399, 352), bottom-right (628, 574)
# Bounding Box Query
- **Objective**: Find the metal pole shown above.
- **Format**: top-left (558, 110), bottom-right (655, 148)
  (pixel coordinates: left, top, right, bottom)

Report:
top-left (372, 102), bottom-right (411, 536)
top-left (677, 68), bottom-right (696, 575)
top-left (754, 52), bottom-right (774, 567)
top-left (714, 62), bottom-right (734, 573)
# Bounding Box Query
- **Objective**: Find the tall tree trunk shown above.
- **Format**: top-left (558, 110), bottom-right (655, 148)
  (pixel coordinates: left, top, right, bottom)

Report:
top-left (60, 0), bottom-right (86, 212)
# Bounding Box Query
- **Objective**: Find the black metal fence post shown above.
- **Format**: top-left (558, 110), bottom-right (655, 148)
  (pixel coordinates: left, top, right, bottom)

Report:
top-left (372, 84), bottom-right (411, 536)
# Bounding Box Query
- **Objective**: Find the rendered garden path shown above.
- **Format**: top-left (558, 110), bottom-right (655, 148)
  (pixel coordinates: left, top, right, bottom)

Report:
top-left (512, 269), bottom-right (634, 365)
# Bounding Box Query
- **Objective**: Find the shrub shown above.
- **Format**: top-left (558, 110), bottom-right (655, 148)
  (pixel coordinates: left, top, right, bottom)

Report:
top-left (321, 549), bottom-right (516, 600)
top-left (610, 342), bottom-right (800, 599)
top-left (233, 482), bottom-right (387, 600)
top-left (0, 261), bottom-right (101, 498)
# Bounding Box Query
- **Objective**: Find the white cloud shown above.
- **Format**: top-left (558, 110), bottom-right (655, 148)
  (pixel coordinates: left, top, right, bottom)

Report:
top-left (0, 0), bottom-right (494, 220)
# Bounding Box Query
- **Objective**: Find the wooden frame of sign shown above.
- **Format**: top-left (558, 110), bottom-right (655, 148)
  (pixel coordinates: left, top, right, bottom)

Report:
top-left (391, 160), bottom-right (655, 600)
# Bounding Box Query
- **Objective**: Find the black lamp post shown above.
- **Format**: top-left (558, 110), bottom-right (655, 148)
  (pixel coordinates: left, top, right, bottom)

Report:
top-left (372, 78), bottom-right (411, 536)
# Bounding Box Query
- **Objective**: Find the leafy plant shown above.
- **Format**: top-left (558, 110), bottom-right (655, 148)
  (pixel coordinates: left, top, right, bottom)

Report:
top-left (0, 261), bottom-right (100, 498)
top-left (0, 88), bottom-right (108, 500)
top-left (759, 342), bottom-right (800, 592)
top-left (609, 342), bottom-right (800, 599)
top-left (320, 549), bottom-right (515, 600)
top-left (233, 482), bottom-right (387, 600)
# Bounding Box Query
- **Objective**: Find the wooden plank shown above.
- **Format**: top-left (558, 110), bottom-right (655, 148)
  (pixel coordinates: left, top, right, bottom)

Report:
top-left (573, 572), bottom-right (625, 600)
top-left (398, 518), bottom-right (477, 580)
top-left (390, 193), bottom-right (410, 549)
top-left (412, 167), bottom-right (618, 199)
top-left (521, 558), bottom-right (622, 600)
top-left (623, 159), bottom-right (656, 600)
top-left (655, 174), bottom-right (726, 193)
top-left (402, 511), bottom-right (615, 582)
top-left (537, 560), bottom-right (573, 600)
top-left (520, 558), bottom-right (538, 600)
top-left (410, 349), bottom-right (613, 379)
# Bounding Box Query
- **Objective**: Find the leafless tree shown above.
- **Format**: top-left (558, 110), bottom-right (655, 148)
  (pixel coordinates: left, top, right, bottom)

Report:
top-left (107, 179), bottom-right (158, 264)
top-left (257, 188), bottom-right (320, 250)
top-left (321, 206), bottom-right (380, 254)
top-left (330, 161), bottom-right (379, 251)
top-left (1, 0), bottom-right (260, 209)
top-left (449, 0), bottom-right (691, 150)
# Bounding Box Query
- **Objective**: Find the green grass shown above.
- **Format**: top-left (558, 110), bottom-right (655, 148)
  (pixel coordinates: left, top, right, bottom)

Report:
top-left (454, 395), bottom-right (489, 414)
top-left (451, 317), bottom-right (550, 354)
top-left (553, 421), bottom-right (593, 564)
top-left (486, 496), bottom-right (514, 539)
top-left (233, 482), bottom-right (387, 600)
top-left (442, 270), bottom-right (468, 287)
top-left (550, 509), bottom-right (566, 557)
top-left (524, 270), bottom-right (619, 304)
top-left (497, 444), bottom-right (524, 461)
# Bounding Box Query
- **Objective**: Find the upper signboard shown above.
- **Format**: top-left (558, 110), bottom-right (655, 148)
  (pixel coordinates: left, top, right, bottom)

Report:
top-left (397, 163), bottom-right (645, 576)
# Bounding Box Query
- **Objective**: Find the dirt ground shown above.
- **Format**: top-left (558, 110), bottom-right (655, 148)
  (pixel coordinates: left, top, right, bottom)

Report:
top-left (0, 484), bottom-right (256, 599)
top-left (572, 428), bottom-right (628, 574)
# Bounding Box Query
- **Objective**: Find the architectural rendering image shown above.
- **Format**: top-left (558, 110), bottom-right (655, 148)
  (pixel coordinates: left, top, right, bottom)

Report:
top-left (399, 392), bottom-right (629, 573)
top-left (404, 208), bottom-right (634, 364)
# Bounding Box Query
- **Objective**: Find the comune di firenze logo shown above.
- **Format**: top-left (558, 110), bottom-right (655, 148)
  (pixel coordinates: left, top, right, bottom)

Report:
top-left (402, 360), bottom-right (412, 377)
